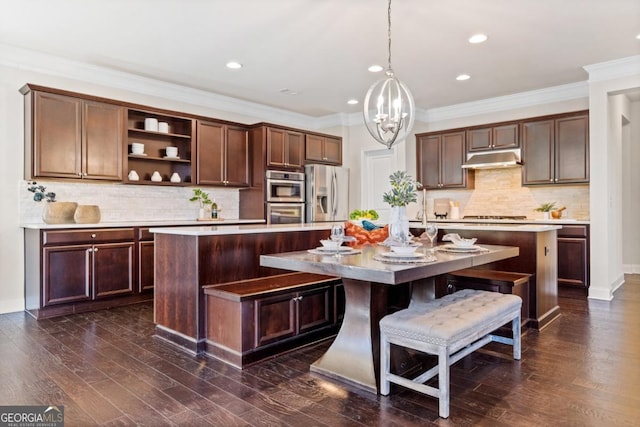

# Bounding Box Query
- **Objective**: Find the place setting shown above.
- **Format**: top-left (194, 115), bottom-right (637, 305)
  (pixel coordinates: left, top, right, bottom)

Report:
top-left (435, 233), bottom-right (489, 253)
top-left (375, 228), bottom-right (436, 264)
top-left (307, 224), bottom-right (360, 256)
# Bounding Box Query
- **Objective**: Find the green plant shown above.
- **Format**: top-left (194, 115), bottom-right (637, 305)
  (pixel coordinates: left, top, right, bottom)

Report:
top-left (27, 181), bottom-right (56, 202)
top-left (382, 171), bottom-right (418, 207)
top-left (189, 188), bottom-right (213, 207)
top-left (534, 202), bottom-right (556, 212)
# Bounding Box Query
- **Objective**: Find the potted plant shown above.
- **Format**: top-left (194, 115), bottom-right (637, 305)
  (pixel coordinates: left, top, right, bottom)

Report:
top-left (190, 188), bottom-right (213, 219)
top-left (383, 171), bottom-right (418, 242)
top-left (534, 202), bottom-right (556, 220)
top-left (27, 181), bottom-right (77, 224)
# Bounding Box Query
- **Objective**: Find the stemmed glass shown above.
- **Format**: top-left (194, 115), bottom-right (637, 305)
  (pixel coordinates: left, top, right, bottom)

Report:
top-left (330, 224), bottom-right (345, 257)
top-left (423, 223), bottom-right (438, 247)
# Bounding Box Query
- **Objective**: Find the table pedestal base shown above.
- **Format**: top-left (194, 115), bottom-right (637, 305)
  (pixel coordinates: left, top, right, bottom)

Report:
top-left (311, 278), bottom-right (387, 393)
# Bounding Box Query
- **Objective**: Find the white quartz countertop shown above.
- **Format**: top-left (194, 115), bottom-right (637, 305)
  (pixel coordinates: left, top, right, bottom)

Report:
top-left (150, 222), bottom-right (341, 236)
top-left (21, 219), bottom-right (265, 230)
top-left (411, 222), bottom-right (562, 232)
top-left (413, 218), bottom-right (589, 225)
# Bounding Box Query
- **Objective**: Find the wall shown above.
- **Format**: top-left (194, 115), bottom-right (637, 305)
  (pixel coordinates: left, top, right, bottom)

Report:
top-left (622, 99), bottom-right (640, 273)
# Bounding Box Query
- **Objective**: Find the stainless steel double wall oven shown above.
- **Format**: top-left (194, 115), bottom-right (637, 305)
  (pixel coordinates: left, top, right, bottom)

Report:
top-left (265, 170), bottom-right (305, 224)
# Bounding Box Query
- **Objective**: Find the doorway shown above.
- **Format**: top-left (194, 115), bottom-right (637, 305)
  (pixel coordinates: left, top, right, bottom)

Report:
top-left (361, 148), bottom-right (399, 222)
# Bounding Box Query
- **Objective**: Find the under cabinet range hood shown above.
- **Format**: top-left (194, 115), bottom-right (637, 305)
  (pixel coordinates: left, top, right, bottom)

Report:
top-left (461, 149), bottom-right (522, 169)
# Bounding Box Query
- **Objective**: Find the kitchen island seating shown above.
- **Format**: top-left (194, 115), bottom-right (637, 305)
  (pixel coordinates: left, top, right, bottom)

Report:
top-left (380, 289), bottom-right (522, 418)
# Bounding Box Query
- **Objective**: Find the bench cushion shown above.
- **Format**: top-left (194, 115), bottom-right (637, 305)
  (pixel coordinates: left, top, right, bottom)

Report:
top-left (380, 289), bottom-right (521, 347)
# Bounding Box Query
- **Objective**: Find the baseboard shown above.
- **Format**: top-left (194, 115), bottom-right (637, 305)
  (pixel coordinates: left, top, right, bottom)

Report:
top-left (588, 273), bottom-right (625, 301)
top-left (622, 264), bottom-right (640, 274)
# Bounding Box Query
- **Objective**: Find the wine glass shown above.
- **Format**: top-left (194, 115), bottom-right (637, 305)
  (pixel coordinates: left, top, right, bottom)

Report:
top-left (330, 224), bottom-right (345, 257)
top-left (423, 223), bottom-right (438, 247)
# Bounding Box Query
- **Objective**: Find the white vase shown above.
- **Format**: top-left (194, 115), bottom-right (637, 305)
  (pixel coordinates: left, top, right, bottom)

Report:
top-left (542, 211), bottom-right (550, 220)
top-left (388, 206), bottom-right (410, 243)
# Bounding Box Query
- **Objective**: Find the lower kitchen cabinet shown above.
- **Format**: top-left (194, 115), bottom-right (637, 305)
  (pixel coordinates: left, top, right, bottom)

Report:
top-left (557, 224), bottom-right (590, 290)
top-left (137, 227), bottom-right (155, 293)
top-left (25, 227), bottom-right (148, 319)
top-left (204, 273), bottom-right (342, 367)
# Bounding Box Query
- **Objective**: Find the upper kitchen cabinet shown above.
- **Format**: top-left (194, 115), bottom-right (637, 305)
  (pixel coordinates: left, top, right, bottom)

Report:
top-left (266, 127), bottom-right (304, 170)
top-left (416, 130), bottom-right (472, 190)
top-left (125, 109), bottom-right (195, 185)
top-left (21, 86), bottom-right (124, 181)
top-left (466, 122), bottom-right (519, 152)
top-left (196, 120), bottom-right (249, 187)
top-left (522, 112), bottom-right (589, 185)
top-left (305, 134), bottom-right (342, 165)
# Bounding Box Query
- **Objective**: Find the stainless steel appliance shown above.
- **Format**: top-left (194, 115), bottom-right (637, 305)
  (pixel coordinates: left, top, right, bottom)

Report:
top-left (265, 170), bottom-right (305, 202)
top-left (265, 170), bottom-right (305, 224)
top-left (305, 164), bottom-right (349, 222)
top-left (266, 202), bottom-right (305, 224)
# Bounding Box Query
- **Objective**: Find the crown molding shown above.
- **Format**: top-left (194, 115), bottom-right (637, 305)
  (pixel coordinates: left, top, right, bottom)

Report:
top-left (0, 43), bottom-right (315, 129)
top-left (583, 55), bottom-right (640, 82)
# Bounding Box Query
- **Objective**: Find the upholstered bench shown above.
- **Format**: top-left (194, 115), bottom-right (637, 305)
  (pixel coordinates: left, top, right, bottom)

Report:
top-left (380, 289), bottom-right (522, 418)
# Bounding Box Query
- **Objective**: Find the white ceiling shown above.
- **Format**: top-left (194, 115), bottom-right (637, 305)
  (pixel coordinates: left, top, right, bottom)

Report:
top-left (1, 0), bottom-right (639, 117)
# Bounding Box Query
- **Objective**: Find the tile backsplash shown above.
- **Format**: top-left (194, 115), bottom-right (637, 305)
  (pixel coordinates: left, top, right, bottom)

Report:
top-left (422, 168), bottom-right (589, 220)
top-left (20, 180), bottom-right (242, 224)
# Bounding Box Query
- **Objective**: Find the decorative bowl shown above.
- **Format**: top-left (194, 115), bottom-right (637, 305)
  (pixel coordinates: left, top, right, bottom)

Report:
top-left (390, 245), bottom-right (418, 256)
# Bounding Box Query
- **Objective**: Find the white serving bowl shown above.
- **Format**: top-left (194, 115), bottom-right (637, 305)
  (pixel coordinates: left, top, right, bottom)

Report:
top-left (320, 239), bottom-right (341, 250)
top-left (390, 245), bottom-right (418, 255)
top-left (452, 237), bottom-right (477, 248)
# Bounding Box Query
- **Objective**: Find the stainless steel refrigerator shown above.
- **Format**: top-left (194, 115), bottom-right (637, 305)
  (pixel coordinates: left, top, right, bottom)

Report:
top-left (305, 164), bottom-right (349, 222)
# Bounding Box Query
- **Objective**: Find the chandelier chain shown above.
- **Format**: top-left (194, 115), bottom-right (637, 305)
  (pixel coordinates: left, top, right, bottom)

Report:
top-left (387, 0), bottom-right (392, 70)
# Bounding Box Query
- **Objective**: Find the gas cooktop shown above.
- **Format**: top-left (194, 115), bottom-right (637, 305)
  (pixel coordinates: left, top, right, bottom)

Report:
top-left (463, 215), bottom-right (528, 220)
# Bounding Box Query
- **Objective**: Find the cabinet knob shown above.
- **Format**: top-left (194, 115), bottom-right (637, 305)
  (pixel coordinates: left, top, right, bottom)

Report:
top-left (91, 233), bottom-right (96, 238)
top-left (93, 247), bottom-right (99, 252)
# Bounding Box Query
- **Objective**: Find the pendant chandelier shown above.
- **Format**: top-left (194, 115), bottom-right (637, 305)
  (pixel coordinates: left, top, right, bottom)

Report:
top-left (363, 0), bottom-right (415, 149)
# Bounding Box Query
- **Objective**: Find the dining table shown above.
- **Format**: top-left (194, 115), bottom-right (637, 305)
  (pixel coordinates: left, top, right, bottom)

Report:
top-left (260, 242), bottom-right (519, 393)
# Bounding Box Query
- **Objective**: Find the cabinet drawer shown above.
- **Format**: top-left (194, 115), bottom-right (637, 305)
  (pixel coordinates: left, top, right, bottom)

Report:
top-left (43, 228), bottom-right (135, 245)
top-left (557, 225), bottom-right (588, 238)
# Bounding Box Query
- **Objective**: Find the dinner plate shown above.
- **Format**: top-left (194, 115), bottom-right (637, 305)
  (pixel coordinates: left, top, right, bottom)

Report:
top-left (380, 251), bottom-right (426, 259)
top-left (313, 246), bottom-right (353, 253)
top-left (437, 244), bottom-right (487, 253)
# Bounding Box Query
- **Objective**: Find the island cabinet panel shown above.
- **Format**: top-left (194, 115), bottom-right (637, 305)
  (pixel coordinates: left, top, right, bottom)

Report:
top-left (196, 120), bottom-right (249, 187)
top-left (25, 227), bottom-right (149, 319)
top-left (416, 131), bottom-right (471, 189)
top-left (557, 225), bottom-right (589, 290)
top-left (522, 112), bottom-right (589, 185)
top-left (24, 89), bottom-right (124, 181)
top-left (204, 273), bottom-right (339, 368)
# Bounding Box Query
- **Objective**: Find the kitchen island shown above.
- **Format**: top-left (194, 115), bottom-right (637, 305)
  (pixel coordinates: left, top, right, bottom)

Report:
top-left (150, 223), bottom-right (339, 353)
top-left (412, 222), bottom-right (562, 329)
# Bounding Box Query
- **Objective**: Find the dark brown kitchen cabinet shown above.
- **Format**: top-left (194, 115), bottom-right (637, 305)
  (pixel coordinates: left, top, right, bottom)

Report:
top-left (305, 134), bottom-right (342, 165)
top-left (557, 225), bottom-right (589, 290)
top-left (266, 127), bottom-right (304, 170)
top-left (22, 88), bottom-right (124, 181)
top-left (522, 112), bottom-right (589, 185)
top-left (416, 131), bottom-right (472, 189)
top-left (467, 123), bottom-right (519, 152)
top-left (24, 228), bottom-right (145, 319)
top-left (138, 228), bottom-right (155, 293)
top-left (196, 120), bottom-right (249, 187)
top-left (256, 285), bottom-right (332, 347)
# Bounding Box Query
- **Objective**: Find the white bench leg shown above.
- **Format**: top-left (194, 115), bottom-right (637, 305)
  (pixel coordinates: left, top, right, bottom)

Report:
top-left (513, 315), bottom-right (521, 360)
top-left (380, 331), bottom-right (391, 395)
top-left (438, 346), bottom-right (450, 418)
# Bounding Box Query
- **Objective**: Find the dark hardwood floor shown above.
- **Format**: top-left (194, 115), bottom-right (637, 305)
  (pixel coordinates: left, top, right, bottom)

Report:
top-left (2, 277), bottom-right (639, 426)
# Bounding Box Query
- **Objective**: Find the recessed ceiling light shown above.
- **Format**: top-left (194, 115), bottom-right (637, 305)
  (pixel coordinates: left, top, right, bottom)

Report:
top-left (226, 61), bottom-right (242, 69)
top-left (456, 74), bottom-right (471, 81)
top-left (347, 99), bottom-right (359, 105)
top-left (279, 88), bottom-right (299, 96)
top-left (468, 34), bottom-right (488, 44)
top-left (368, 65), bottom-right (384, 73)
top-left (636, 33), bottom-right (640, 40)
